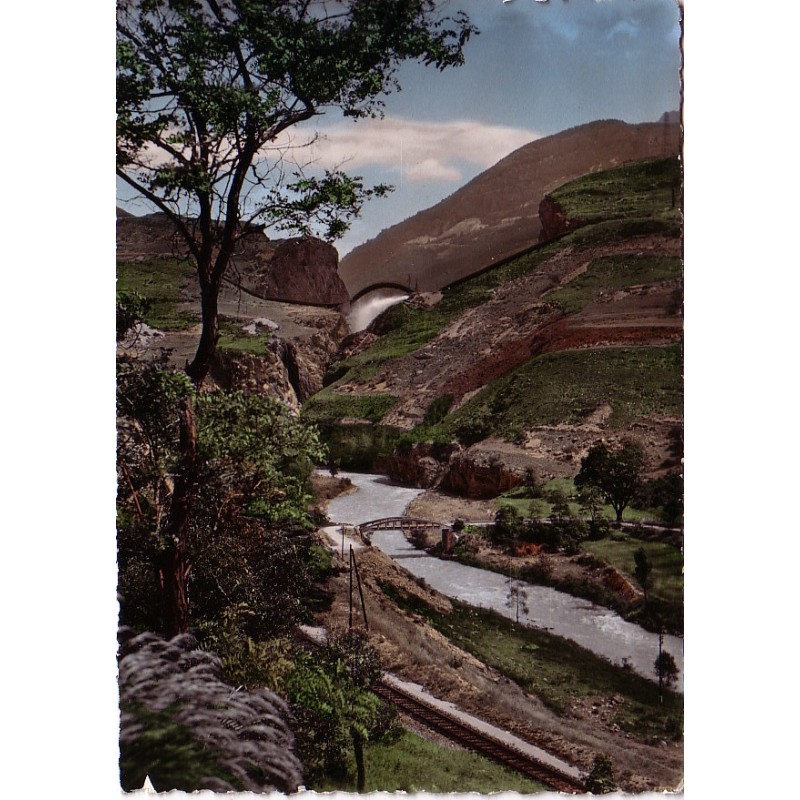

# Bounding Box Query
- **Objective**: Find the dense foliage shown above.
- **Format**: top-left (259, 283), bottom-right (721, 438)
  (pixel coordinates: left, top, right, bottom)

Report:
top-left (117, 356), bottom-right (326, 648)
top-left (287, 630), bottom-right (398, 791)
top-left (575, 440), bottom-right (645, 523)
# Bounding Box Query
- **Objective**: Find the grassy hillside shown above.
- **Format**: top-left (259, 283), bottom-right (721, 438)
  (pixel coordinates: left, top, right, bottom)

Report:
top-left (117, 258), bottom-right (198, 331)
top-left (550, 156), bottom-right (682, 226)
top-left (415, 345), bottom-right (683, 443)
top-left (305, 156), bottom-right (683, 457)
top-left (545, 255), bottom-right (682, 315)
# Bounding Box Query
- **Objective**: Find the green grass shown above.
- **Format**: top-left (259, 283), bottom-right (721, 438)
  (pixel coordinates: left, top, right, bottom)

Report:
top-left (498, 478), bottom-right (661, 524)
top-left (317, 729), bottom-right (547, 793)
top-left (381, 588), bottom-right (682, 744)
top-left (322, 245), bottom-right (563, 390)
top-left (117, 258), bottom-right (199, 331)
top-left (302, 391), bottom-right (399, 424)
top-left (216, 318), bottom-right (273, 356)
top-left (311, 422), bottom-right (403, 471)
top-left (582, 538), bottom-right (683, 605)
top-left (551, 157), bottom-right (682, 225)
top-left (546, 255), bottom-right (683, 315)
top-left (419, 345), bottom-right (682, 442)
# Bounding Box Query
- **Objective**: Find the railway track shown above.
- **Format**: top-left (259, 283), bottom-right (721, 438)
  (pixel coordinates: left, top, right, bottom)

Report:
top-left (373, 680), bottom-right (586, 794)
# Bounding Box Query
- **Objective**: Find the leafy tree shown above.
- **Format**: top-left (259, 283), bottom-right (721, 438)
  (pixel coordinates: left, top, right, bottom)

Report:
top-left (491, 505), bottom-right (522, 547)
top-left (547, 488), bottom-right (572, 522)
top-left (117, 0), bottom-right (476, 385)
top-left (288, 630), bottom-right (392, 792)
top-left (654, 650), bottom-right (679, 690)
top-left (575, 440), bottom-right (645, 524)
top-left (633, 546), bottom-right (653, 604)
top-left (577, 484), bottom-right (611, 540)
top-left (638, 472), bottom-right (683, 527)
top-left (116, 290), bottom-right (151, 341)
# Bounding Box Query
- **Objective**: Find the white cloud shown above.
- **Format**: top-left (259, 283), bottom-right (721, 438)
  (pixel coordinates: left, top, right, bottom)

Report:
top-left (295, 116), bottom-right (541, 184)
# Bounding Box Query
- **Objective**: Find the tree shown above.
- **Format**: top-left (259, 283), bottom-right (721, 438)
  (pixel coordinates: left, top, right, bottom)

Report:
top-left (288, 630), bottom-right (390, 792)
top-left (654, 650), bottom-right (679, 690)
top-left (505, 564), bottom-right (529, 624)
top-left (574, 440), bottom-right (645, 524)
top-left (117, 0), bottom-right (476, 386)
top-left (491, 504), bottom-right (522, 547)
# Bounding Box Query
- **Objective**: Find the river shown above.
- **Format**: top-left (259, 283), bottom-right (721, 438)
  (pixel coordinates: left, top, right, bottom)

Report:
top-left (325, 471), bottom-right (684, 692)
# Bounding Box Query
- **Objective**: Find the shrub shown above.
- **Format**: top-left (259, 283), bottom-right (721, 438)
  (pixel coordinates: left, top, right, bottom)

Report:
top-left (585, 754), bottom-right (616, 794)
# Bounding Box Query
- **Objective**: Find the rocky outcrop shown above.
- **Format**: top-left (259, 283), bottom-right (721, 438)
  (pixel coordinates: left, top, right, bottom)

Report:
top-left (117, 213), bottom-right (349, 307)
top-left (116, 211), bottom-right (280, 264)
top-left (439, 452), bottom-right (521, 499)
top-left (210, 348), bottom-right (304, 411)
top-left (537, 195), bottom-right (586, 243)
top-left (375, 442), bottom-right (461, 489)
top-left (376, 442), bottom-right (521, 499)
top-left (248, 237), bottom-right (349, 306)
top-left (208, 311), bottom-right (349, 408)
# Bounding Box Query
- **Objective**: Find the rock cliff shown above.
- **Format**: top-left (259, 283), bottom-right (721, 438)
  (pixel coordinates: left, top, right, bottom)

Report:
top-left (243, 237), bottom-right (349, 307)
top-left (117, 212), bottom-right (350, 307)
top-left (376, 442), bottom-right (521, 500)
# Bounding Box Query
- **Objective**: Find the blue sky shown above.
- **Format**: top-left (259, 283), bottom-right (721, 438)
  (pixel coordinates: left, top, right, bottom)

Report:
top-left (117, 0), bottom-right (683, 255)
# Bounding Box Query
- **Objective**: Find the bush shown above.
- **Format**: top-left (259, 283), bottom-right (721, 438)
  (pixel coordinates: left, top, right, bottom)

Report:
top-left (490, 505), bottom-right (522, 546)
top-left (585, 754), bottom-right (616, 794)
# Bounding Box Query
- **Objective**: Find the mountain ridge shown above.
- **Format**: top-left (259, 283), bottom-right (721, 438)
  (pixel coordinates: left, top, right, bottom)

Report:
top-left (339, 119), bottom-right (681, 297)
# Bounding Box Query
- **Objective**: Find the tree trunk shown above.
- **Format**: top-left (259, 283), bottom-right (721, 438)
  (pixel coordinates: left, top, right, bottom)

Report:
top-left (158, 396), bottom-right (197, 637)
top-left (352, 730), bottom-right (366, 793)
top-left (186, 280), bottom-right (221, 387)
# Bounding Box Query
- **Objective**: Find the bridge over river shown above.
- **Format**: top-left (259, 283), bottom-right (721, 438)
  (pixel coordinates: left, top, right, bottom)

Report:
top-left (357, 516), bottom-right (443, 544)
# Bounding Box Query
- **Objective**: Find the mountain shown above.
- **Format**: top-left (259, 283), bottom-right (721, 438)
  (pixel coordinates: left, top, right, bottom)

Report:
top-left (339, 119), bottom-right (681, 298)
top-left (304, 155), bottom-right (683, 491)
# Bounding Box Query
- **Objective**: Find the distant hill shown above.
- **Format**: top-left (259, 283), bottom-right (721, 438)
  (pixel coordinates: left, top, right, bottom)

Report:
top-left (339, 119), bottom-right (681, 297)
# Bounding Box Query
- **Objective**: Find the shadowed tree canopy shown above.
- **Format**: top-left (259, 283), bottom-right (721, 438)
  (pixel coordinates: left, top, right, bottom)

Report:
top-left (574, 440), bottom-right (645, 524)
top-left (117, 0), bottom-right (476, 384)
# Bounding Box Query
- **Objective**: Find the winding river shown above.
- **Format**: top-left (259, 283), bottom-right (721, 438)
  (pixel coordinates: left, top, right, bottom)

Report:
top-left (326, 471), bottom-right (684, 692)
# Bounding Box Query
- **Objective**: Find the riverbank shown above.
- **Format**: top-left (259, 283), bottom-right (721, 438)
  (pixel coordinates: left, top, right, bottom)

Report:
top-left (314, 537), bottom-right (683, 792)
top-left (405, 488), bottom-right (682, 637)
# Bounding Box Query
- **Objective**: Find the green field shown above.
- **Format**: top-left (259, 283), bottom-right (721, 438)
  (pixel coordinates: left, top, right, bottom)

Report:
top-left (317, 729), bottom-right (547, 793)
top-left (302, 391), bottom-right (399, 424)
top-left (582, 538), bottom-right (684, 605)
top-left (216, 318), bottom-right (273, 356)
top-left (117, 258), bottom-right (199, 331)
top-left (497, 477), bottom-right (661, 524)
top-left (550, 156), bottom-right (682, 225)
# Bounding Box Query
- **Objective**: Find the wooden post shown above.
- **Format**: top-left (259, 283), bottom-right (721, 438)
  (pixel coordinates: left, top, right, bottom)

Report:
top-left (352, 548), bottom-right (369, 630)
top-left (349, 545), bottom-right (354, 629)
